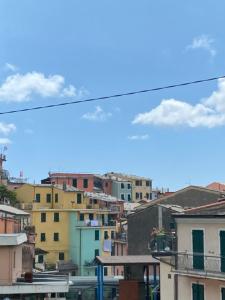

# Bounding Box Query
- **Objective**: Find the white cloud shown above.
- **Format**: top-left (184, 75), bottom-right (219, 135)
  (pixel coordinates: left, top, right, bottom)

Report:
top-left (0, 123), bottom-right (16, 135)
top-left (0, 72), bottom-right (84, 102)
top-left (187, 35), bottom-right (216, 57)
top-left (4, 63), bottom-right (18, 72)
top-left (82, 106), bottom-right (112, 122)
top-left (133, 78), bottom-right (225, 128)
top-left (0, 138), bottom-right (11, 145)
top-left (128, 134), bottom-right (149, 140)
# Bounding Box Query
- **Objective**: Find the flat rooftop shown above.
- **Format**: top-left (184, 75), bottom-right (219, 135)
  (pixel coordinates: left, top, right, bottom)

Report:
top-left (95, 255), bottom-right (159, 266)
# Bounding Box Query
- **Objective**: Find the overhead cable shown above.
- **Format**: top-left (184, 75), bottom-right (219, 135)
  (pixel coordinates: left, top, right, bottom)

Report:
top-left (0, 74), bottom-right (224, 115)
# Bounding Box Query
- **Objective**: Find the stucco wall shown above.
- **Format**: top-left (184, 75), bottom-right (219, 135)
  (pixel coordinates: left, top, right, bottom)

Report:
top-left (178, 276), bottom-right (225, 300)
top-left (0, 245), bottom-right (22, 285)
top-left (177, 218), bottom-right (225, 256)
top-left (160, 261), bottom-right (174, 300)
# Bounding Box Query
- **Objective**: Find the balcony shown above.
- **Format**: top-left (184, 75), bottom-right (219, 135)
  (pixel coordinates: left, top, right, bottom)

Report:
top-left (149, 233), bottom-right (176, 255)
top-left (115, 232), bottom-right (127, 243)
top-left (174, 253), bottom-right (225, 280)
top-left (76, 219), bottom-right (116, 227)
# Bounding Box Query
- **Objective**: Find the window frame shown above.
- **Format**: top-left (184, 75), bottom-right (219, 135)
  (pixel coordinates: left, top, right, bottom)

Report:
top-left (77, 193), bottom-right (82, 204)
top-left (41, 212), bottom-right (46, 223)
top-left (54, 232), bottom-right (59, 241)
top-left (83, 178), bottom-right (88, 188)
top-left (95, 230), bottom-right (100, 241)
top-left (46, 193), bottom-right (51, 203)
top-left (35, 193), bottom-right (41, 203)
top-left (54, 212), bottom-right (59, 222)
top-left (40, 233), bottom-right (46, 242)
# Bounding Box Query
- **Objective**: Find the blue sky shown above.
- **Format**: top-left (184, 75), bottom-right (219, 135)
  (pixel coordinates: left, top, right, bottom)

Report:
top-left (0, 0), bottom-right (225, 190)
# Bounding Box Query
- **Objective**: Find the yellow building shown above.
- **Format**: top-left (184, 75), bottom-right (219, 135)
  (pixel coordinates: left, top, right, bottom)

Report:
top-left (16, 184), bottom-right (120, 274)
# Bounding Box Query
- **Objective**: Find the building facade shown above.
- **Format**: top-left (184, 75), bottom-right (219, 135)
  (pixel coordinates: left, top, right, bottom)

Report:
top-left (172, 202), bottom-right (225, 300)
top-left (105, 172), bottom-right (152, 202)
top-left (16, 184), bottom-right (120, 275)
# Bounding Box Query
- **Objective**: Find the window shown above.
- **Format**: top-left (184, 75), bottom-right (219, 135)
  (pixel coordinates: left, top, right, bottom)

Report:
top-left (104, 267), bottom-right (108, 276)
top-left (89, 213), bottom-right (94, 221)
top-left (46, 193), bottom-right (51, 203)
top-left (128, 194), bottom-right (131, 201)
top-left (72, 178), bottom-right (77, 188)
top-left (146, 180), bottom-right (150, 186)
top-left (40, 233), bottom-right (46, 242)
top-left (38, 255), bottom-right (44, 264)
top-left (121, 194), bottom-right (125, 200)
top-left (94, 199), bottom-right (98, 204)
top-left (146, 193), bottom-right (149, 199)
top-left (221, 287), bottom-right (225, 300)
top-left (192, 230), bottom-right (204, 270)
top-left (55, 193), bottom-right (58, 203)
top-left (59, 252), bottom-right (64, 261)
top-left (95, 230), bottom-right (99, 240)
top-left (35, 193), bottom-right (41, 202)
top-left (41, 212), bottom-right (46, 222)
top-left (136, 192), bottom-right (139, 199)
top-left (77, 193), bottom-right (82, 204)
top-left (80, 213), bottom-right (84, 221)
top-left (54, 232), bottom-right (59, 241)
top-left (121, 183), bottom-right (124, 189)
top-left (192, 283), bottom-right (204, 300)
top-left (54, 212), bottom-right (59, 222)
top-left (127, 183), bottom-right (131, 189)
top-left (95, 249), bottom-right (99, 257)
top-left (104, 231), bottom-right (109, 240)
top-left (135, 180), bottom-right (142, 186)
top-left (83, 179), bottom-right (88, 188)
top-left (105, 182), bottom-right (108, 187)
top-left (140, 192), bottom-right (143, 200)
top-left (111, 231), bottom-right (115, 239)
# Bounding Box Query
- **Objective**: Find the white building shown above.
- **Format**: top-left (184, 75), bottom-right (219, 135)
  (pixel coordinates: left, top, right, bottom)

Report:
top-left (159, 200), bottom-right (225, 300)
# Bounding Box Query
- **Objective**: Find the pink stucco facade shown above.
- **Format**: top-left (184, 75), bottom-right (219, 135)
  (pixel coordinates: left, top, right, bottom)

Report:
top-left (0, 245), bottom-right (23, 285)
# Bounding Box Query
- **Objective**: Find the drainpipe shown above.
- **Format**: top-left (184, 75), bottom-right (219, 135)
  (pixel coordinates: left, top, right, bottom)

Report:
top-left (79, 229), bottom-right (82, 275)
top-left (158, 205), bottom-right (163, 229)
top-left (4, 212), bottom-right (7, 233)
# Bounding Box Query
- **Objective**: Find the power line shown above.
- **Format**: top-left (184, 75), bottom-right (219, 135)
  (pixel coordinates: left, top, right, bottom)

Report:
top-left (0, 74), bottom-right (224, 115)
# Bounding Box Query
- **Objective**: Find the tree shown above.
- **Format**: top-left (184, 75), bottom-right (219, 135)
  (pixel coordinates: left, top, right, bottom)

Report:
top-left (0, 185), bottom-right (17, 206)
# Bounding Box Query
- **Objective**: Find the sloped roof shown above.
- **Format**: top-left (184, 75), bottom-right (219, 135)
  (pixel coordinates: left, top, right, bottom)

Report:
top-left (0, 204), bottom-right (29, 216)
top-left (129, 185), bottom-right (223, 217)
top-left (175, 199), bottom-right (225, 217)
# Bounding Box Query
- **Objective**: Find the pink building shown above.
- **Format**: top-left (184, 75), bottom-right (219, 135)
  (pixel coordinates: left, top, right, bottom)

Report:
top-left (42, 172), bottom-right (96, 192)
top-left (0, 205), bottom-right (35, 283)
top-left (0, 233), bottom-right (27, 285)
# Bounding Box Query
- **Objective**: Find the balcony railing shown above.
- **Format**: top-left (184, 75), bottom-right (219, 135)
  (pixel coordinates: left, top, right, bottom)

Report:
top-left (175, 253), bottom-right (225, 278)
top-left (149, 234), bottom-right (176, 253)
top-left (76, 219), bottom-right (116, 227)
top-left (115, 232), bottom-right (127, 242)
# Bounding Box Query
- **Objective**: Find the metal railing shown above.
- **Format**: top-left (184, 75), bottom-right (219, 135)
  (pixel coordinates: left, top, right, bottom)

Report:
top-left (175, 253), bottom-right (225, 277)
top-left (76, 219), bottom-right (116, 227)
top-left (150, 234), bottom-right (176, 253)
top-left (115, 232), bottom-right (127, 242)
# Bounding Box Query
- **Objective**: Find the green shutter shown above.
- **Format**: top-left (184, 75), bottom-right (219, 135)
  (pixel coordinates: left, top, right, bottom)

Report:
top-left (222, 288), bottom-right (225, 300)
top-left (192, 283), bottom-right (204, 300)
top-left (95, 230), bottom-right (99, 241)
top-left (192, 230), bottom-right (204, 270)
top-left (220, 231), bottom-right (225, 272)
